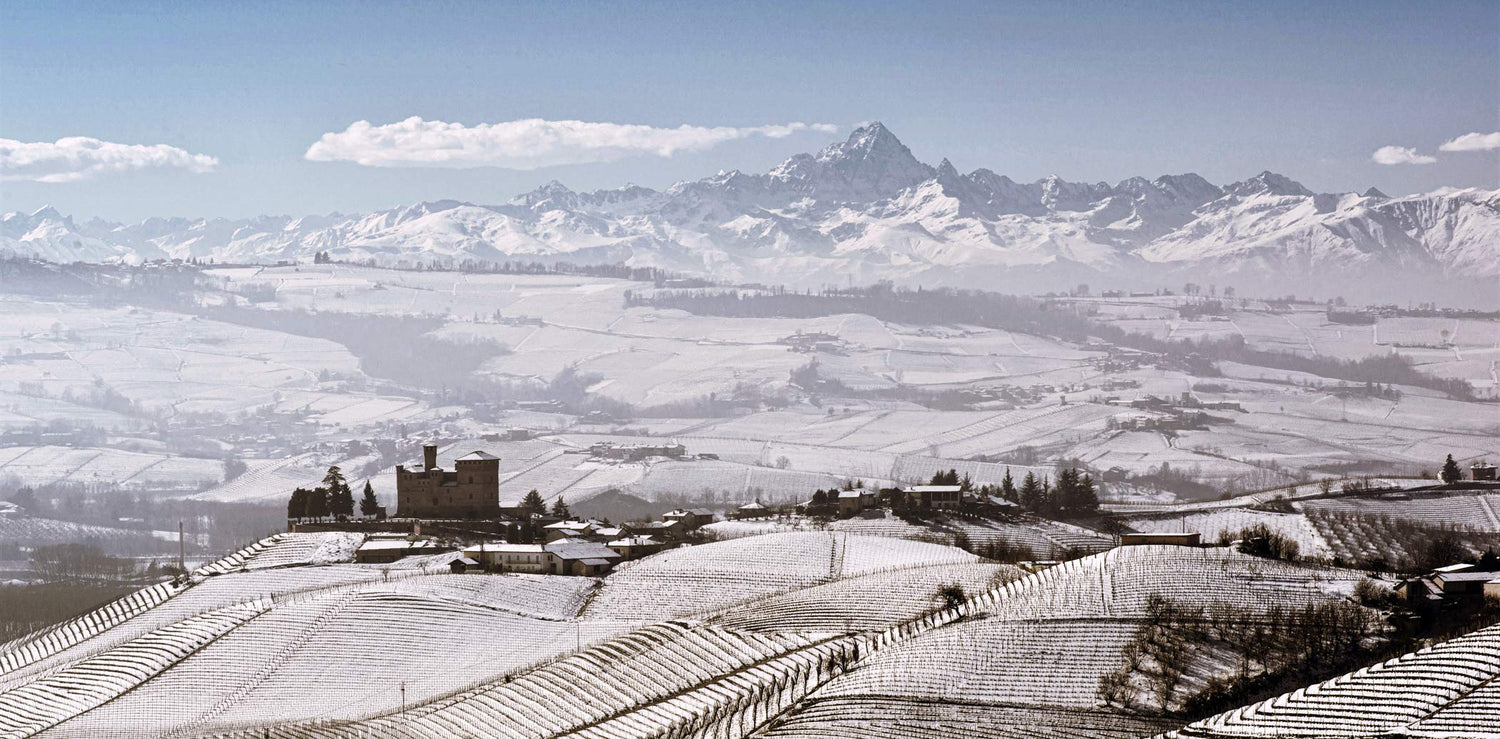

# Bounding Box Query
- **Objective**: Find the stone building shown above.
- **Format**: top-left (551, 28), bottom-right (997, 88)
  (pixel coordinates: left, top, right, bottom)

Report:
top-left (395, 445), bottom-right (502, 518)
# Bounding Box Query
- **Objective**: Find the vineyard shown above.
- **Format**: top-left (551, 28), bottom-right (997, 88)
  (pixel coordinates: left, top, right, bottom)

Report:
top-left (1, 531), bottom-right (1443, 739)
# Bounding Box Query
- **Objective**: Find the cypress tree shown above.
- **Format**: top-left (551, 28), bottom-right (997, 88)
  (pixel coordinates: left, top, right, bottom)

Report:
top-left (1000, 468), bottom-right (1016, 502)
top-left (358, 481), bottom-right (380, 518)
top-left (1441, 454), bottom-right (1463, 484)
top-left (1019, 472), bottom-right (1041, 512)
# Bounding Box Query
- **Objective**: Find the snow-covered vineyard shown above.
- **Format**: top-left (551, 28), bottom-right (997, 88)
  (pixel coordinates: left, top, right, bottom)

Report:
top-left (1, 532), bottom-right (1498, 738)
top-left (1163, 623), bottom-right (1500, 738)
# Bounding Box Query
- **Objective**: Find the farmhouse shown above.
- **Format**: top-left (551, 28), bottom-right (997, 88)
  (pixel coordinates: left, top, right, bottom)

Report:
top-left (1396, 562), bottom-right (1500, 614)
top-left (1473, 462), bottom-right (1497, 481)
top-left (395, 445), bottom-right (502, 519)
top-left (904, 485), bottom-right (962, 510)
top-left (837, 490), bottom-right (877, 516)
top-left (733, 501), bottom-right (769, 519)
top-left (354, 537), bottom-right (447, 564)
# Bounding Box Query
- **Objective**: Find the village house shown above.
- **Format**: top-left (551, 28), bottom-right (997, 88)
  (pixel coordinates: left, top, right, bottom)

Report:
top-left (623, 519), bottom-right (684, 541)
top-left (543, 520), bottom-right (595, 542)
top-left (609, 535), bottom-right (666, 560)
top-left (662, 509), bottom-right (715, 530)
top-left (395, 445), bottom-right (502, 519)
top-left (546, 539), bottom-right (623, 576)
top-left (462, 543), bottom-right (557, 574)
top-left (904, 485), bottom-right (963, 511)
top-left (1473, 462), bottom-right (1497, 481)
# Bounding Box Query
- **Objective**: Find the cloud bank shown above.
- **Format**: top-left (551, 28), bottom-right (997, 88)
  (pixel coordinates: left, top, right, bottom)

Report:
top-left (0, 137), bottom-right (219, 183)
top-left (1439, 132), bottom-right (1500, 152)
top-left (305, 117), bottom-right (840, 169)
top-left (1371, 145), bottom-right (1436, 166)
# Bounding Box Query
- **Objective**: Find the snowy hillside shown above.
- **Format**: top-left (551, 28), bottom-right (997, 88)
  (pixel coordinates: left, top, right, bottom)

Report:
top-left (5, 124), bottom-right (1497, 295)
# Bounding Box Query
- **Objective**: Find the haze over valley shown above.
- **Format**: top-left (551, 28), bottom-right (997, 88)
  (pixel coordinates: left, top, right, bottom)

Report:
top-left (3, 2), bottom-right (1499, 738)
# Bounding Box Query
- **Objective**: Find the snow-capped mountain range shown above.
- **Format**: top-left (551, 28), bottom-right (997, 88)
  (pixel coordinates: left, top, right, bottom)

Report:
top-left (5, 123), bottom-right (1497, 296)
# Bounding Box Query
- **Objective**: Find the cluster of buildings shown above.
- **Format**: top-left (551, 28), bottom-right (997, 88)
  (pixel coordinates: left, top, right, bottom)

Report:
top-left (1396, 562), bottom-right (1500, 621)
top-left (586, 442), bottom-right (688, 461)
top-left (779, 331), bottom-right (845, 354)
top-left (354, 504), bottom-right (722, 576)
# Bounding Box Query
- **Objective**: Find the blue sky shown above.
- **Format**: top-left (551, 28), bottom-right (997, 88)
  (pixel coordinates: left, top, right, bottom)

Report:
top-left (2, 0), bottom-right (1496, 221)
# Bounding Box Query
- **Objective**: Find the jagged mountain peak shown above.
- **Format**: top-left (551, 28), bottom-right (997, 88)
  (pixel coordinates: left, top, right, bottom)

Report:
top-left (768, 122), bottom-right (934, 203)
top-left (1225, 171), bottom-right (1314, 198)
top-left (1362, 187), bottom-right (1390, 199)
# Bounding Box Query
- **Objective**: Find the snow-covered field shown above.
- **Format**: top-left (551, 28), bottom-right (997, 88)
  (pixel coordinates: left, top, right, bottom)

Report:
top-left (3, 267), bottom-right (1496, 508)
top-left (6, 528), bottom-right (1466, 739)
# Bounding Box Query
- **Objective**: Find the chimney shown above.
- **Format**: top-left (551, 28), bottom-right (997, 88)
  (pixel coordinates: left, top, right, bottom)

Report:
top-left (423, 445), bottom-right (438, 470)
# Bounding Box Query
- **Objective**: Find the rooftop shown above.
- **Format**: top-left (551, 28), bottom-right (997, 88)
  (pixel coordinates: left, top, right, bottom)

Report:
top-left (546, 540), bottom-right (622, 561)
top-left (1433, 571), bottom-right (1500, 583)
top-left (455, 450), bottom-right (500, 461)
top-left (609, 536), bottom-right (659, 547)
top-left (462, 543), bottom-right (545, 554)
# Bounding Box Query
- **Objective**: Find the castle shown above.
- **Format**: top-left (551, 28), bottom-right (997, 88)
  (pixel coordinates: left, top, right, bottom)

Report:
top-left (395, 445), bottom-right (502, 518)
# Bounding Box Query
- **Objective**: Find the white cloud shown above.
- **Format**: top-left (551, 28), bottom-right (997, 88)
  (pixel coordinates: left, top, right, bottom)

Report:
top-left (304, 117), bottom-right (841, 169)
top-left (0, 137), bottom-right (219, 183)
top-left (1439, 131), bottom-right (1500, 152)
top-left (1371, 145), bottom-right (1436, 166)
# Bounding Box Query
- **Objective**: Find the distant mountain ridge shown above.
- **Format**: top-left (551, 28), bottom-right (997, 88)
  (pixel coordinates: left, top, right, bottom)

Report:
top-left (5, 123), bottom-right (1497, 297)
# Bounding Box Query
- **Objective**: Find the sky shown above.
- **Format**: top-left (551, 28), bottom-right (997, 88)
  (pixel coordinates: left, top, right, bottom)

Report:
top-left (2, 0), bottom-right (1497, 221)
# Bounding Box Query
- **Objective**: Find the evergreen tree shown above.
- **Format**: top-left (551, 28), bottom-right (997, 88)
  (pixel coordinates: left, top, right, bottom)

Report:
top-left (287, 488), bottom-right (309, 522)
top-left (1018, 472), bottom-right (1042, 512)
top-left (358, 481), bottom-right (380, 518)
top-left (7, 487), bottom-right (38, 515)
top-left (1441, 454), bottom-right (1463, 484)
top-left (307, 487), bottom-right (330, 522)
top-left (551, 497), bottom-right (570, 518)
top-left (520, 489), bottom-right (547, 518)
top-left (1053, 468), bottom-right (1077, 515)
top-left (999, 468), bottom-right (1016, 502)
top-left (323, 466), bottom-right (354, 520)
top-left (959, 472), bottom-right (974, 492)
top-left (810, 489), bottom-right (829, 509)
top-left (1039, 476), bottom-right (1054, 516)
top-left (1076, 473), bottom-right (1099, 514)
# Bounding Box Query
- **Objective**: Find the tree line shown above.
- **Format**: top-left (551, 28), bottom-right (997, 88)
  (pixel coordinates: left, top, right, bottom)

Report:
top-left (287, 467), bottom-right (381, 523)
top-left (627, 285), bottom-right (1477, 400)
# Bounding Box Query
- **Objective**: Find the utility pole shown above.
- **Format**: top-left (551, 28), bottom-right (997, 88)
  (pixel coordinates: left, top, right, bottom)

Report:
top-left (178, 520), bottom-right (185, 573)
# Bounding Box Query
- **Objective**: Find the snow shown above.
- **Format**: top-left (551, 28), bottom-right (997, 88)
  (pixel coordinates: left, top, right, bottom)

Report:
top-left (6, 126), bottom-right (1495, 294)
